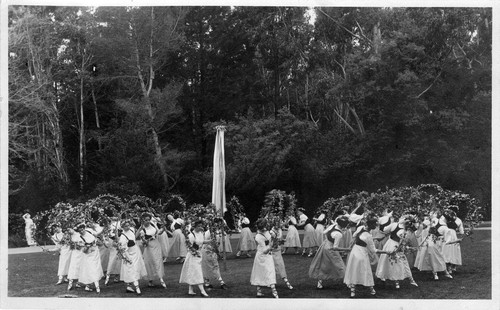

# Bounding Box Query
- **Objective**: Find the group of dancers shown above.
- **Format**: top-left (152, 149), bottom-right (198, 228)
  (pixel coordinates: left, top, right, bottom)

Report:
top-left (246, 204), bottom-right (464, 298)
top-left (48, 204), bottom-right (464, 298)
top-left (49, 212), bottom-right (229, 296)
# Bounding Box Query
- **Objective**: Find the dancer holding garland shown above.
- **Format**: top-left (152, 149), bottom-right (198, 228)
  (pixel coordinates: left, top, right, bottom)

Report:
top-left (118, 219), bottom-right (147, 295)
top-left (76, 223), bottom-right (104, 294)
top-left (180, 220), bottom-right (210, 297)
top-left (309, 215), bottom-right (351, 290)
top-left (313, 209), bottom-right (327, 247)
top-left (414, 218), bottom-right (453, 280)
top-left (136, 212), bottom-right (167, 288)
top-left (167, 217), bottom-right (187, 263)
top-left (201, 219), bottom-right (228, 291)
top-left (297, 208), bottom-right (317, 257)
top-left (104, 218), bottom-right (122, 286)
top-left (50, 225), bottom-right (71, 285)
top-left (282, 214), bottom-right (301, 254)
top-left (269, 220), bottom-right (294, 290)
top-left (236, 213), bottom-right (256, 258)
top-left (441, 207), bottom-right (463, 275)
top-left (374, 214), bottom-right (419, 289)
top-left (250, 218), bottom-right (279, 298)
top-left (67, 227), bottom-right (84, 291)
top-left (344, 214), bottom-right (386, 298)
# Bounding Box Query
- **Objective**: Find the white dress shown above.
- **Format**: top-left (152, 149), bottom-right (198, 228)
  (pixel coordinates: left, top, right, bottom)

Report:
top-left (441, 218), bottom-right (463, 265)
top-left (299, 214), bottom-right (316, 248)
top-left (314, 213), bottom-right (326, 246)
top-left (238, 218), bottom-right (256, 251)
top-left (52, 232), bottom-right (71, 277)
top-left (168, 228), bottom-right (188, 258)
top-left (250, 231), bottom-right (276, 286)
top-left (119, 229), bottom-right (147, 283)
top-left (179, 231), bottom-right (204, 285)
top-left (78, 231), bottom-right (104, 284)
top-left (344, 229), bottom-right (378, 287)
top-left (309, 228), bottom-right (345, 280)
top-left (414, 226), bottom-right (447, 272)
top-left (141, 224), bottom-right (164, 281)
top-left (270, 229), bottom-right (287, 278)
top-left (201, 231), bottom-right (222, 281)
top-left (23, 215), bottom-right (36, 246)
top-left (375, 223), bottom-right (413, 281)
top-left (67, 232), bottom-right (83, 280)
top-left (284, 217), bottom-right (301, 248)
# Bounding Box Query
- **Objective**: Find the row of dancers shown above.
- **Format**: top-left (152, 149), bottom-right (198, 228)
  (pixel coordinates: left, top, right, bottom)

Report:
top-left (48, 206), bottom-right (464, 298)
top-left (248, 205), bottom-right (464, 298)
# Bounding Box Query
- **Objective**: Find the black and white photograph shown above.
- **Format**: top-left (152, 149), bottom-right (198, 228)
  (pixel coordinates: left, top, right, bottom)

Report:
top-left (1, 1), bottom-right (498, 309)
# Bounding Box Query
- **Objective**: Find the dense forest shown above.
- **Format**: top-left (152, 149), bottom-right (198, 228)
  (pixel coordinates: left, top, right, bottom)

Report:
top-left (8, 6), bottom-right (491, 222)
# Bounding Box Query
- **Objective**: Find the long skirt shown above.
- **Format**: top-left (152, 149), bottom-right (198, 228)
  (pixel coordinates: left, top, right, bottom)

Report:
top-left (414, 243), bottom-right (447, 272)
top-left (250, 252), bottom-right (276, 286)
top-left (218, 234), bottom-right (233, 253)
top-left (302, 224), bottom-right (316, 248)
top-left (314, 224), bottom-right (325, 246)
top-left (201, 248), bottom-right (222, 281)
top-left (284, 225), bottom-right (301, 248)
top-left (375, 239), bottom-right (412, 281)
top-left (344, 245), bottom-right (374, 287)
top-left (56, 245), bottom-right (71, 277)
top-left (237, 228), bottom-right (256, 251)
top-left (167, 230), bottom-right (187, 258)
top-left (99, 244), bottom-right (110, 272)
top-left (271, 250), bottom-right (287, 278)
top-left (67, 249), bottom-right (83, 280)
top-left (441, 230), bottom-right (462, 265)
top-left (309, 242), bottom-right (345, 280)
top-left (405, 231), bottom-right (419, 268)
top-left (120, 245), bottom-right (147, 283)
top-left (158, 232), bottom-right (170, 258)
top-left (78, 247), bottom-right (104, 284)
top-left (179, 252), bottom-right (204, 285)
top-left (143, 239), bottom-right (165, 281)
top-left (106, 246), bottom-right (122, 275)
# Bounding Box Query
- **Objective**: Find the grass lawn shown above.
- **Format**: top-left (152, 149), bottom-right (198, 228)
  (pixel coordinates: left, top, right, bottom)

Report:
top-left (8, 229), bottom-right (491, 299)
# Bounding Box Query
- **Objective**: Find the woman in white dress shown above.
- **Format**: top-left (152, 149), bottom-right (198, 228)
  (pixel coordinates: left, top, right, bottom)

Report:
top-left (270, 223), bottom-right (294, 290)
top-left (67, 227), bottom-right (83, 291)
top-left (344, 215), bottom-right (386, 298)
top-left (313, 210), bottom-right (327, 247)
top-left (50, 225), bottom-right (71, 285)
top-left (309, 216), bottom-right (351, 289)
top-left (250, 218), bottom-right (279, 298)
top-left (217, 219), bottom-right (233, 255)
top-left (104, 219), bottom-right (122, 285)
top-left (375, 216), bottom-right (418, 289)
top-left (282, 215), bottom-right (301, 254)
top-left (167, 218), bottom-right (187, 262)
top-left (236, 214), bottom-right (256, 257)
top-left (297, 208), bottom-right (316, 257)
top-left (441, 208), bottom-right (463, 274)
top-left (414, 218), bottom-right (453, 280)
top-left (180, 220), bottom-right (210, 297)
top-left (76, 223), bottom-right (104, 294)
top-left (22, 213), bottom-right (36, 246)
top-left (118, 219), bottom-right (147, 295)
top-left (202, 224), bottom-right (228, 290)
top-left (136, 213), bottom-right (167, 288)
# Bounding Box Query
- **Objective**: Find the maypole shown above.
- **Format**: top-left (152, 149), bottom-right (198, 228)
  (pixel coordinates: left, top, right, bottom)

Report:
top-left (212, 125), bottom-right (227, 270)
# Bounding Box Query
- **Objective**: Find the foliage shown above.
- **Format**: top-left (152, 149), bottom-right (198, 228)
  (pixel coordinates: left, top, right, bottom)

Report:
top-left (315, 184), bottom-right (484, 235)
top-left (9, 7), bottom-right (491, 223)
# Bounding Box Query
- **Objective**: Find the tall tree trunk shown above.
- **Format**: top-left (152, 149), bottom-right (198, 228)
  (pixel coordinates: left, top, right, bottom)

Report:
top-left (79, 66), bottom-right (85, 192)
top-left (131, 7), bottom-right (170, 189)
